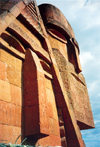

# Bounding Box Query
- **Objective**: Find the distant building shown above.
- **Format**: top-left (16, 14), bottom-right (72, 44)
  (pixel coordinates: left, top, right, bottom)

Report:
top-left (0, 0), bottom-right (94, 146)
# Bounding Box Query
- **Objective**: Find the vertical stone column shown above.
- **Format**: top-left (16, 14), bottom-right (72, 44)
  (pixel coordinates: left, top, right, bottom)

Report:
top-left (41, 36), bottom-right (85, 146)
top-left (23, 49), bottom-right (49, 138)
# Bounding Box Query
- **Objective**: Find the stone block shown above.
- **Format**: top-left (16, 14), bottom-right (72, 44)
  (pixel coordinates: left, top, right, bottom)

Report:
top-left (0, 124), bottom-right (21, 144)
top-left (0, 49), bottom-right (15, 66)
top-left (0, 101), bottom-right (7, 124)
top-left (7, 66), bottom-right (22, 87)
top-left (0, 79), bottom-right (11, 102)
top-left (46, 102), bottom-right (54, 119)
top-left (37, 72), bottom-right (47, 105)
top-left (0, 12), bottom-right (8, 34)
top-left (15, 105), bottom-right (21, 127)
top-left (69, 73), bottom-right (94, 129)
top-left (45, 76), bottom-right (53, 90)
top-left (16, 1), bottom-right (26, 10)
top-left (48, 118), bottom-right (60, 136)
top-left (0, 12), bottom-right (15, 28)
top-left (0, 50), bottom-right (22, 86)
top-left (15, 58), bottom-right (22, 72)
top-left (23, 49), bottom-right (48, 107)
top-left (0, 60), bottom-right (7, 81)
top-left (5, 12), bottom-right (15, 25)
top-left (0, 100), bottom-right (21, 127)
top-left (10, 84), bottom-right (22, 106)
top-left (46, 88), bottom-right (55, 103)
top-left (36, 135), bottom-right (61, 146)
top-left (9, 103), bottom-right (16, 126)
top-left (48, 34), bottom-right (68, 59)
top-left (24, 104), bottom-right (49, 136)
top-left (0, 49), bottom-right (22, 87)
top-left (9, 103), bottom-right (21, 127)
top-left (46, 88), bottom-right (58, 120)
top-left (9, 5), bottom-right (20, 17)
top-left (39, 104), bottom-right (49, 134)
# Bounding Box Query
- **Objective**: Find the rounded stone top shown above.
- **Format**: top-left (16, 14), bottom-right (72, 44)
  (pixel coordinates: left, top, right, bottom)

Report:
top-left (39, 4), bottom-right (75, 39)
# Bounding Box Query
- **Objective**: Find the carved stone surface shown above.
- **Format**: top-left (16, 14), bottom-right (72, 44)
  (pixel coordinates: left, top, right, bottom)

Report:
top-left (0, 0), bottom-right (94, 146)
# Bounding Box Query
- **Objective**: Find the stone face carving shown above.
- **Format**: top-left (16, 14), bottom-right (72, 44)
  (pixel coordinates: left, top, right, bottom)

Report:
top-left (0, 0), bottom-right (94, 146)
top-left (39, 3), bottom-right (94, 129)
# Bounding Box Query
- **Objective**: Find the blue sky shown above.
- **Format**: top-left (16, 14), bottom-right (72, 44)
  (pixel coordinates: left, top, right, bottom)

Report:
top-left (37, 0), bottom-right (100, 146)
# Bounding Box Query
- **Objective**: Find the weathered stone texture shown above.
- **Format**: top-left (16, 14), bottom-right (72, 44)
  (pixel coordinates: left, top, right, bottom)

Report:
top-left (0, 49), bottom-right (22, 87)
top-left (39, 4), bottom-right (75, 38)
top-left (48, 34), bottom-right (68, 59)
top-left (0, 100), bottom-right (21, 126)
top-left (0, 124), bottom-right (21, 144)
top-left (52, 47), bottom-right (94, 129)
top-left (10, 84), bottom-right (22, 106)
top-left (0, 0), bottom-right (94, 146)
top-left (0, 60), bottom-right (7, 81)
top-left (0, 80), bottom-right (11, 102)
top-left (0, 45), bottom-right (23, 144)
top-left (23, 50), bottom-right (49, 137)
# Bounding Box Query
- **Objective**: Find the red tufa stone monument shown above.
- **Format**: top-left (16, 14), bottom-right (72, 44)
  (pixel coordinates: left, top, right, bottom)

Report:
top-left (0, 0), bottom-right (94, 146)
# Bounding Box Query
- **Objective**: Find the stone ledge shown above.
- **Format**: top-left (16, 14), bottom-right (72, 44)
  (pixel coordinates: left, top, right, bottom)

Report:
top-left (0, 38), bottom-right (25, 60)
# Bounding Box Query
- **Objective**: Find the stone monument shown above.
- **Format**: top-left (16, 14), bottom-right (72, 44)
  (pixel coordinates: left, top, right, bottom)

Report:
top-left (0, 0), bottom-right (94, 146)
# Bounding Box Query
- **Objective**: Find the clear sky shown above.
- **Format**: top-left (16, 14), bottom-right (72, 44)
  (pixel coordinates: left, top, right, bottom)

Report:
top-left (37, 0), bottom-right (100, 146)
